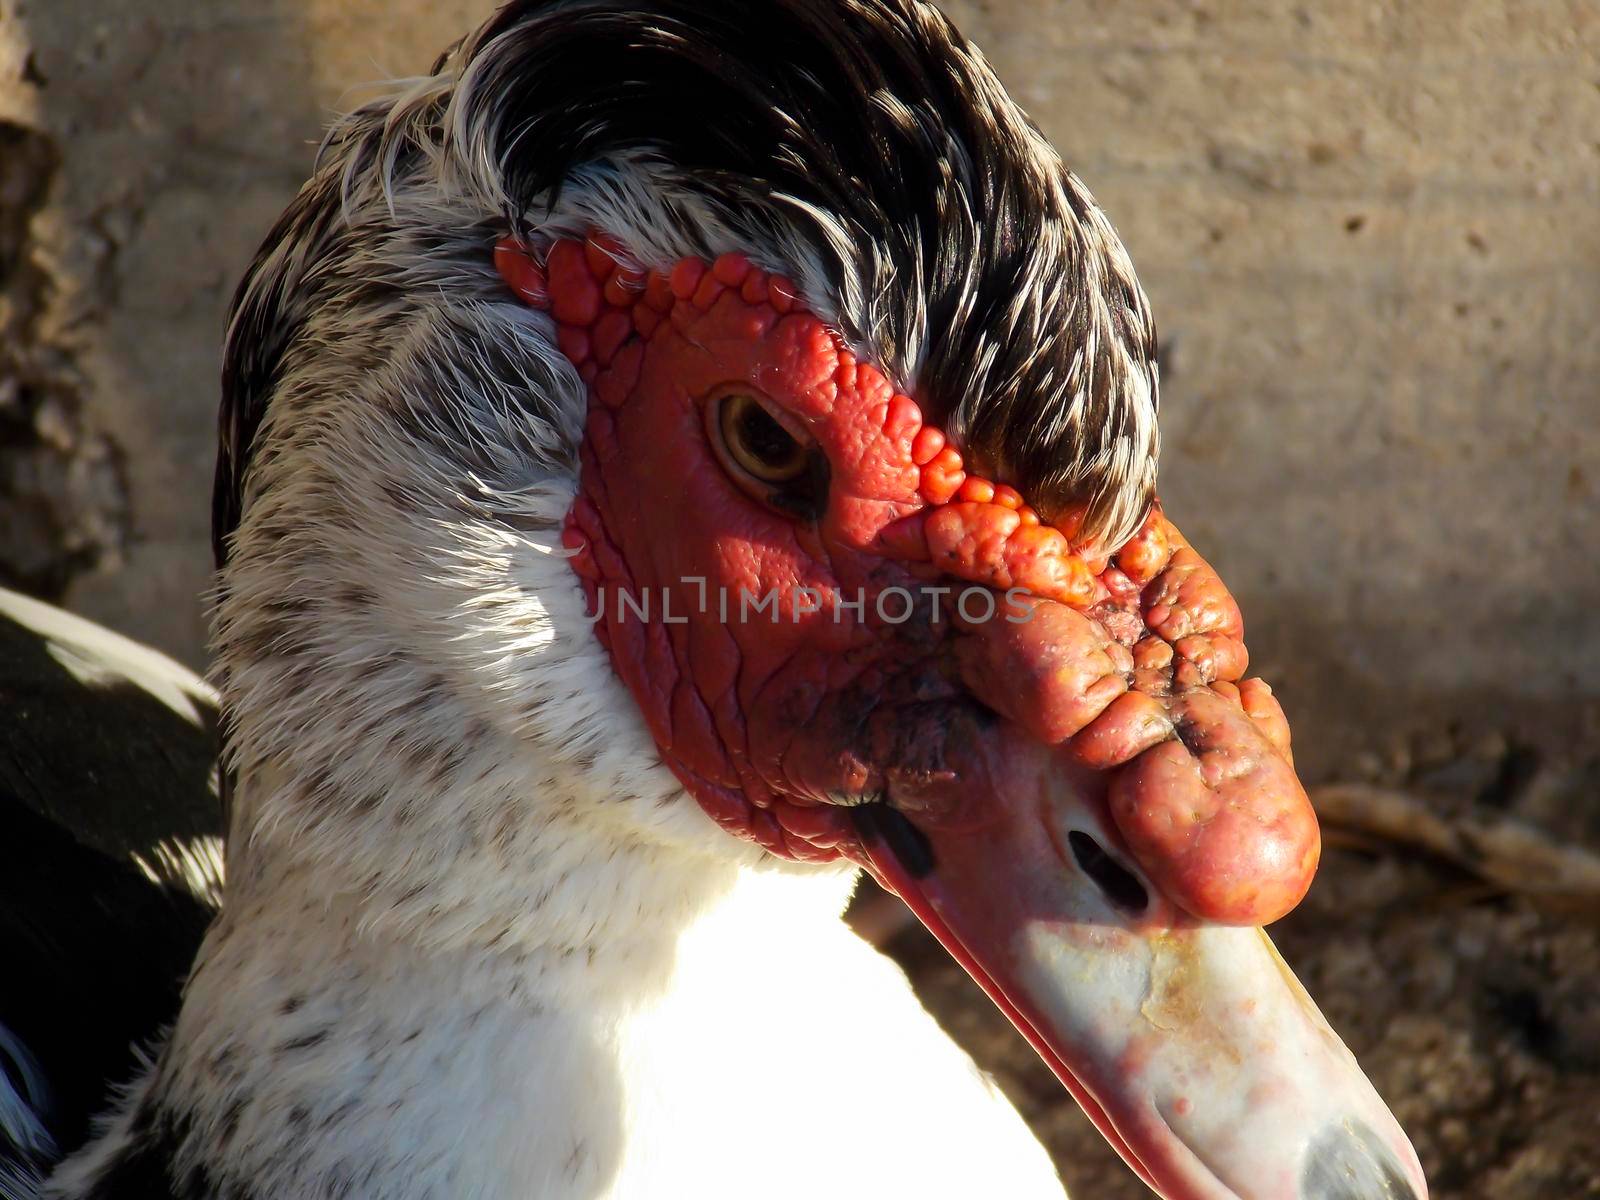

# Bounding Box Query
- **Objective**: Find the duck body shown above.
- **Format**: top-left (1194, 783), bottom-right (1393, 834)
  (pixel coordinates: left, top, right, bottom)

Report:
top-left (45, 852), bottom-right (1060, 1200)
top-left (4, 575), bottom-right (1058, 1198)
top-left (0, 590), bottom-right (220, 1197)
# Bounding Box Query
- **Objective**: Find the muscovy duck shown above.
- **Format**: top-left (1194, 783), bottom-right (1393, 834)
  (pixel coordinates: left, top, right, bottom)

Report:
top-left (2, 2), bottom-right (1428, 1197)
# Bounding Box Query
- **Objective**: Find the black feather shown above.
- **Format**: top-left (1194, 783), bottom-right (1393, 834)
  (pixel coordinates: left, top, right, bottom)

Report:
top-left (460, 0), bottom-right (1159, 538)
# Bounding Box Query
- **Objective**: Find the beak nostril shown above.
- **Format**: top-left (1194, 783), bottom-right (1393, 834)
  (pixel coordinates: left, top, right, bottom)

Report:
top-left (1067, 831), bottom-right (1148, 913)
top-left (1302, 1121), bottom-right (1420, 1200)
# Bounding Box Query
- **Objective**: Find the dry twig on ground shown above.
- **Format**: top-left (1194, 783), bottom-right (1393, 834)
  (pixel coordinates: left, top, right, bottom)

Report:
top-left (1312, 783), bottom-right (1600, 901)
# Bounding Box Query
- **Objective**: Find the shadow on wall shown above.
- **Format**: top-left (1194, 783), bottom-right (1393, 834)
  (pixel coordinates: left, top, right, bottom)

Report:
top-left (2, 0), bottom-right (496, 666)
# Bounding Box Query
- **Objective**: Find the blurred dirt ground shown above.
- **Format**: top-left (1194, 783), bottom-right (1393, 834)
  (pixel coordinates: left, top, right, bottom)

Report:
top-left (2, 1), bottom-right (1598, 1196)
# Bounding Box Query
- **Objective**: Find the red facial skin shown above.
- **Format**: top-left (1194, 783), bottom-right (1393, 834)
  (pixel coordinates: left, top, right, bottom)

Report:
top-left (496, 233), bottom-right (1319, 927)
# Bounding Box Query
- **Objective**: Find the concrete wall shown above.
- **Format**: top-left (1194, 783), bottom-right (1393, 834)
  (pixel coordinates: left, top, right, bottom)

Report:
top-left (2, 0), bottom-right (1596, 781)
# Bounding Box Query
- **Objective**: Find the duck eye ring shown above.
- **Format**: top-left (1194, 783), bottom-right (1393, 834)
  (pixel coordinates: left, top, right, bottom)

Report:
top-left (705, 386), bottom-right (831, 520)
top-left (716, 390), bottom-right (808, 483)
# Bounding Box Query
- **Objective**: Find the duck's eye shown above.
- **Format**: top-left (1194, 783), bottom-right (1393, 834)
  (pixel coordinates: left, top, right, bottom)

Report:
top-left (718, 391), bottom-right (807, 482)
top-left (706, 389), bottom-right (831, 521)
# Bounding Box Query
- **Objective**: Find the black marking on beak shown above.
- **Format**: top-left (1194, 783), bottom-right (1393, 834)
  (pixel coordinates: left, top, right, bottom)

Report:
top-left (851, 802), bottom-right (936, 879)
top-left (1301, 1120), bottom-right (1419, 1200)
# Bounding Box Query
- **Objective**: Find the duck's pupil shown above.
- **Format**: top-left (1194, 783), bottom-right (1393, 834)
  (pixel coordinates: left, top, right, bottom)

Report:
top-left (738, 403), bottom-right (798, 466)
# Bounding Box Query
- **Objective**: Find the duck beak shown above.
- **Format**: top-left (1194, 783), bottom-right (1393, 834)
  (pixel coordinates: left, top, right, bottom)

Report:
top-left (853, 726), bottom-right (1428, 1200)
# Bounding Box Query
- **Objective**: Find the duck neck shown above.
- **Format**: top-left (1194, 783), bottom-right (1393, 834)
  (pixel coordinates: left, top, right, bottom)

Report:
top-left (51, 757), bottom-right (855, 1200)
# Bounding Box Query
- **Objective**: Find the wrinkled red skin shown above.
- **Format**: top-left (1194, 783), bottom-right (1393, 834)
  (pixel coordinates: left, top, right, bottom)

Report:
top-left (497, 233), bottom-right (1319, 926)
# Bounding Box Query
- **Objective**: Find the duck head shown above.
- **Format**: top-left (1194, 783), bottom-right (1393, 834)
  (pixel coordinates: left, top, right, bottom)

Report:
top-left (215, 2), bottom-right (1428, 1197)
